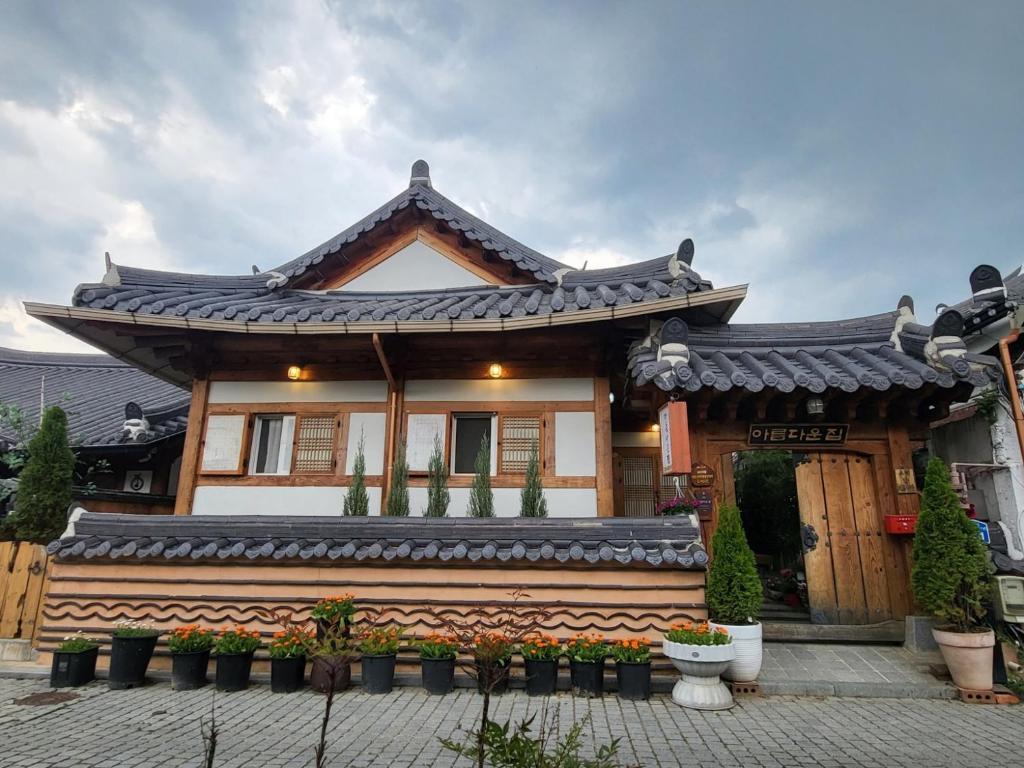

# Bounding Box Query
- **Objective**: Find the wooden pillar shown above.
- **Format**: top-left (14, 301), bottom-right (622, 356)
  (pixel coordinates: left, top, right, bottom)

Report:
top-left (173, 377), bottom-right (209, 516)
top-left (883, 422), bottom-right (919, 616)
top-left (594, 376), bottom-right (614, 517)
top-left (381, 379), bottom-right (405, 508)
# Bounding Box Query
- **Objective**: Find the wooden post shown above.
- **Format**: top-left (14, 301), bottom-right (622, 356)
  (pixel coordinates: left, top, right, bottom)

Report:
top-left (884, 422), bottom-right (919, 616)
top-left (173, 377), bottom-right (209, 516)
top-left (594, 376), bottom-right (614, 517)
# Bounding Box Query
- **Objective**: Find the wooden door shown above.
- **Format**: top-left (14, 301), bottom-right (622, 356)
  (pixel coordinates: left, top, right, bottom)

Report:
top-left (794, 452), bottom-right (891, 625)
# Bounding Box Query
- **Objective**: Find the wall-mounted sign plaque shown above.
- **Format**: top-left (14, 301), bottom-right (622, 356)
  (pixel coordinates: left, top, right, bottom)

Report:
top-left (689, 462), bottom-right (716, 488)
top-left (894, 468), bottom-right (916, 494)
top-left (748, 424), bottom-right (848, 446)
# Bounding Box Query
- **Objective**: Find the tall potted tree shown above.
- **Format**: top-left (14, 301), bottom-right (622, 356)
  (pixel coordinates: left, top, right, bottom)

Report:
top-left (384, 443), bottom-right (409, 517)
top-left (707, 503), bottom-right (764, 682)
top-left (343, 432), bottom-right (369, 516)
top-left (912, 457), bottom-right (994, 691)
top-left (468, 437), bottom-right (494, 517)
top-left (425, 435), bottom-right (450, 517)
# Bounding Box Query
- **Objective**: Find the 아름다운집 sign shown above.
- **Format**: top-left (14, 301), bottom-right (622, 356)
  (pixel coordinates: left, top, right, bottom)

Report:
top-left (748, 423), bottom-right (848, 446)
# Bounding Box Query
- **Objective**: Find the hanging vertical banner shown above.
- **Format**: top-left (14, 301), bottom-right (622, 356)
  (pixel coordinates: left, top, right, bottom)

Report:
top-left (659, 401), bottom-right (692, 476)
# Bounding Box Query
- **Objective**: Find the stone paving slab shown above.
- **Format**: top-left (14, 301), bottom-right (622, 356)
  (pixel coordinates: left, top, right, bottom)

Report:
top-left (1, 677), bottom-right (1021, 767)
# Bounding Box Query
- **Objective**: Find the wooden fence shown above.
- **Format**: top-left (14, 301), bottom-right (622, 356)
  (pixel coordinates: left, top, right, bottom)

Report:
top-left (0, 541), bottom-right (50, 642)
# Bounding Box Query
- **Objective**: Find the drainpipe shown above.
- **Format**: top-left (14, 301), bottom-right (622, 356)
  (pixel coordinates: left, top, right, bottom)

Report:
top-left (997, 329), bottom-right (1024, 555)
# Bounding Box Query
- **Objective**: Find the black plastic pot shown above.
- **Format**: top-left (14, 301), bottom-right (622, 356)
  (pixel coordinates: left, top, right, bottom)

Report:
top-left (108, 634), bottom-right (158, 690)
top-left (50, 647), bottom-right (98, 688)
top-left (524, 658), bottom-right (558, 696)
top-left (421, 657), bottom-right (455, 695)
top-left (570, 659), bottom-right (605, 698)
top-left (215, 652), bottom-right (254, 692)
top-left (171, 650), bottom-right (210, 691)
top-left (475, 657), bottom-right (510, 695)
top-left (271, 656), bottom-right (306, 693)
top-left (310, 656), bottom-right (351, 693)
top-left (615, 661), bottom-right (651, 701)
top-left (361, 654), bottom-right (397, 694)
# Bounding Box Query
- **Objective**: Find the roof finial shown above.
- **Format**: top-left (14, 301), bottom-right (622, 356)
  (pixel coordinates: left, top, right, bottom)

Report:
top-left (410, 159), bottom-right (431, 188)
top-left (675, 239), bottom-right (694, 266)
top-left (104, 251), bottom-right (112, 271)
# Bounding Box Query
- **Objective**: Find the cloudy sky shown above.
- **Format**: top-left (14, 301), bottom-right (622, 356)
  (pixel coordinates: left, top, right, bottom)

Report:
top-left (0, 1), bottom-right (1021, 352)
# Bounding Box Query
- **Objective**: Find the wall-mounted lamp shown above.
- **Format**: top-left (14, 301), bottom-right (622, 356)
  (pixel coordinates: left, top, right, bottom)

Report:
top-left (488, 363), bottom-right (504, 379)
top-left (287, 365), bottom-right (303, 381)
top-left (608, 392), bottom-right (615, 404)
top-left (806, 396), bottom-right (825, 415)
top-left (650, 422), bottom-right (660, 433)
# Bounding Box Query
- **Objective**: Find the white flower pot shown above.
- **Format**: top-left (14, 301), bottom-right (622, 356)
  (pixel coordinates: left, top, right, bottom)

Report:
top-left (662, 639), bottom-right (736, 710)
top-left (709, 621), bottom-right (762, 682)
top-left (932, 627), bottom-right (995, 691)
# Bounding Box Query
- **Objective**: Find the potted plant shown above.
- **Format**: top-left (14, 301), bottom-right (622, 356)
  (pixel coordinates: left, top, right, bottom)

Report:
top-left (912, 457), bottom-right (995, 691)
top-left (358, 625), bottom-right (401, 694)
top-left (108, 619), bottom-right (160, 690)
top-left (310, 594), bottom-right (356, 693)
top-left (168, 625), bottom-right (215, 691)
top-left (50, 631), bottom-right (99, 688)
top-left (419, 633), bottom-right (459, 695)
top-left (663, 620), bottom-right (735, 710)
top-left (473, 632), bottom-right (513, 695)
top-left (521, 634), bottom-right (561, 696)
top-left (269, 626), bottom-right (311, 693)
top-left (611, 637), bottom-right (652, 701)
top-left (214, 625), bottom-right (262, 692)
top-left (565, 633), bottom-right (608, 698)
top-left (706, 502), bottom-right (764, 682)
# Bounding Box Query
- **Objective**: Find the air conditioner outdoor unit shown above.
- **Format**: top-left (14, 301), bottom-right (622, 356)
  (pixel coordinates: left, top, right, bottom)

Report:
top-left (993, 576), bottom-right (1024, 624)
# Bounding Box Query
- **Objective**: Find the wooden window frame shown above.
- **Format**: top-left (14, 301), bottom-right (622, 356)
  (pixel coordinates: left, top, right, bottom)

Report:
top-left (449, 412), bottom-right (497, 476)
top-left (290, 413), bottom-right (341, 476)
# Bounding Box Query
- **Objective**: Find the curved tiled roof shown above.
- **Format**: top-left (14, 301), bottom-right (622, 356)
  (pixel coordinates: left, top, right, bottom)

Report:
top-left (0, 347), bottom-right (189, 447)
top-left (48, 513), bottom-right (709, 569)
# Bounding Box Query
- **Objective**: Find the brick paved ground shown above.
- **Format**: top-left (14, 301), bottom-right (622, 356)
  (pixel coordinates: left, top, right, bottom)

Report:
top-left (1, 677), bottom-right (1021, 768)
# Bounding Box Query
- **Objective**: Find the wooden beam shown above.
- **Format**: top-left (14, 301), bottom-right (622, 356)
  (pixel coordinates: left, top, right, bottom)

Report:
top-left (373, 333), bottom-right (396, 389)
top-left (594, 376), bottom-right (614, 517)
top-left (173, 376), bottom-right (209, 516)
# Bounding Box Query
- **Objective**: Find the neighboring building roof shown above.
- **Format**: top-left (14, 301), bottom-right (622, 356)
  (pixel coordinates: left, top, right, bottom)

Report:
top-left (48, 513), bottom-right (709, 569)
top-left (0, 347), bottom-right (189, 448)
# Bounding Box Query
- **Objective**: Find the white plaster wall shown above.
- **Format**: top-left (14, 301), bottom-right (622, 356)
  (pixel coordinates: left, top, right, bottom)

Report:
top-left (193, 485), bottom-right (382, 516)
top-left (208, 381), bottom-right (388, 404)
top-left (405, 378), bottom-right (593, 402)
top-left (555, 412), bottom-right (596, 476)
top-left (346, 413), bottom-right (387, 475)
top-left (407, 487), bottom-right (597, 517)
top-left (343, 240), bottom-right (490, 291)
top-left (612, 432), bottom-right (660, 448)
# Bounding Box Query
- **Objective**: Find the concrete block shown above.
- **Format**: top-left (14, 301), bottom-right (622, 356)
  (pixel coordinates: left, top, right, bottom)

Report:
top-left (904, 615), bottom-right (939, 652)
top-left (0, 640), bottom-right (33, 662)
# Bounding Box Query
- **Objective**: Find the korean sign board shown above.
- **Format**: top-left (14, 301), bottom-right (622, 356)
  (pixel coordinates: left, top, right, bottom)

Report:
top-left (748, 424), bottom-right (849, 446)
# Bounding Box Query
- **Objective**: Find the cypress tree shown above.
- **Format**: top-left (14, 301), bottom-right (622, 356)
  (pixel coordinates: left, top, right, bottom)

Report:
top-left (8, 406), bottom-right (75, 543)
top-left (343, 431), bottom-right (369, 516)
top-left (384, 442), bottom-right (410, 516)
top-left (519, 440), bottom-right (547, 517)
top-left (425, 434), bottom-right (450, 517)
top-left (912, 457), bottom-right (991, 632)
top-left (705, 503), bottom-right (763, 625)
top-left (467, 436), bottom-right (494, 517)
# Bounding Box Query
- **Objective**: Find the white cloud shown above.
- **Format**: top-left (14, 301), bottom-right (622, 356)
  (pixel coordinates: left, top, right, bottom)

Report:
top-left (0, 299), bottom-right (99, 353)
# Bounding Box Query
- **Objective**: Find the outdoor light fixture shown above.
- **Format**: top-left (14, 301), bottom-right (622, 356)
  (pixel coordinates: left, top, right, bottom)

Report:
top-left (608, 392), bottom-right (615, 404)
top-left (287, 365), bottom-right (303, 381)
top-left (806, 396), bottom-right (825, 415)
top-left (651, 422), bottom-right (660, 433)
top-left (488, 363), bottom-right (504, 379)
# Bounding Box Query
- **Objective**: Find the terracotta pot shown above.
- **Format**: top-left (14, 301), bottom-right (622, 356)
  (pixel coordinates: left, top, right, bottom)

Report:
top-left (709, 621), bottom-right (762, 682)
top-left (932, 627), bottom-right (995, 691)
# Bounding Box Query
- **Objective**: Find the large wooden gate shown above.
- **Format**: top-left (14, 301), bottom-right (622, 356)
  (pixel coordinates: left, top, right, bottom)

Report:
top-left (0, 541), bottom-right (50, 641)
top-left (794, 452), bottom-right (891, 625)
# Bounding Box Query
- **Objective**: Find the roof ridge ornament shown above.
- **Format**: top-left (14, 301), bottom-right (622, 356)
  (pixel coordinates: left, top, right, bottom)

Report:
top-left (265, 271), bottom-right (288, 290)
top-left (668, 239), bottom-right (694, 281)
top-left (890, 295), bottom-right (916, 352)
top-left (410, 159), bottom-right (431, 188)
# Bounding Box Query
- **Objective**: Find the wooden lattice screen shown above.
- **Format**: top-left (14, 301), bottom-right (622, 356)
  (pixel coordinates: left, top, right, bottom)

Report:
top-left (498, 415), bottom-right (542, 474)
top-left (292, 415), bottom-right (338, 474)
top-left (622, 455), bottom-right (658, 517)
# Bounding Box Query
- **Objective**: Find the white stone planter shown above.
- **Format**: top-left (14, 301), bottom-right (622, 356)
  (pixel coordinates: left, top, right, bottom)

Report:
top-left (662, 639), bottom-right (736, 710)
top-left (709, 621), bottom-right (762, 682)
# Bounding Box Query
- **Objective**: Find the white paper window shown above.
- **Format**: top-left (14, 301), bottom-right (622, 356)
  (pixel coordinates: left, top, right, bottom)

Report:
top-left (249, 415), bottom-right (295, 475)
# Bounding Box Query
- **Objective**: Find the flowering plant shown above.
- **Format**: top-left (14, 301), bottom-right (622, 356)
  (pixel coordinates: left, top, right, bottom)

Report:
top-left (565, 633), bottom-right (608, 663)
top-left (472, 631), bottom-right (513, 663)
top-left (418, 633), bottom-right (460, 660)
top-left (214, 625), bottom-right (262, 655)
top-left (269, 626), bottom-right (313, 659)
top-left (657, 496), bottom-right (699, 516)
top-left (310, 594), bottom-right (356, 624)
top-left (358, 625), bottom-right (401, 656)
top-left (664, 620), bottom-right (731, 646)
top-left (610, 637), bottom-right (651, 664)
top-left (167, 625), bottom-right (215, 654)
top-left (57, 631), bottom-right (98, 653)
top-left (112, 619), bottom-right (158, 638)
top-left (521, 633), bottom-right (562, 661)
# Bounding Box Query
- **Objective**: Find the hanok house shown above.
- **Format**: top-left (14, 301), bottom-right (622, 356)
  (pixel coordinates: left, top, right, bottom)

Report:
top-left (26, 161), bottom-right (1002, 669)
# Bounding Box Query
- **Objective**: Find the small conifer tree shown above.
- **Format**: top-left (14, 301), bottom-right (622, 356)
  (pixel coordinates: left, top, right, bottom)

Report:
top-left (425, 434), bottom-right (450, 517)
top-left (519, 440), bottom-right (547, 517)
top-left (912, 457), bottom-right (991, 632)
top-left (8, 406), bottom-right (75, 543)
top-left (384, 442), bottom-right (410, 516)
top-left (467, 436), bottom-right (494, 518)
top-left (343, 431), bottom-right (369, 516)
top-left (706, 503), bottom-right (763, 625)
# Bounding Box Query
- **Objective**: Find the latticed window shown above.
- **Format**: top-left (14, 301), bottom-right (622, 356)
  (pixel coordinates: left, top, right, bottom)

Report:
top-left (292, 414), bottom-right (338, 474)
top-left (498, 415), bottom-right (542, 474)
